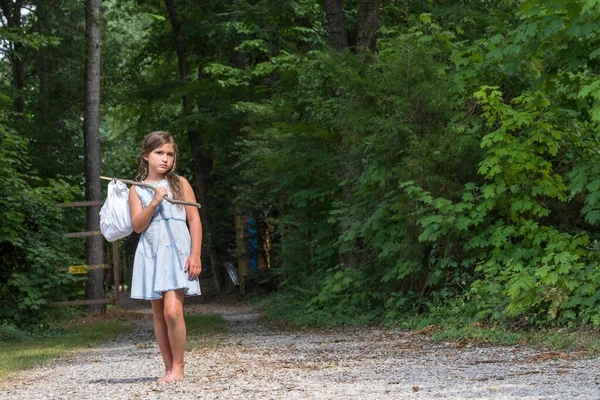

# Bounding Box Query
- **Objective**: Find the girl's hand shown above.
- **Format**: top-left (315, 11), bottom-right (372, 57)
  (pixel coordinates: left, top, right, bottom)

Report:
top-left (185, 255), bottom-right (202, 280)
top-left (150, 187), bottom-right (168, 207)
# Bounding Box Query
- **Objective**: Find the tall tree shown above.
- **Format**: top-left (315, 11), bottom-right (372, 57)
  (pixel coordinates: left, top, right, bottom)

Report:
top-left (33, 1), bottom-right (53, 172)
top-left (0, 0), bottom-right (25, 113)
top-left (321, 0), bottom-right (381, 270)
top-left (163, 0), bottom-right (222, 292)
top-left (323, 0), bottom-right (348, 51)
top-left (83, 0), bottom-right (103, 313)
top-left (356, 0), bottom-right (379, 52)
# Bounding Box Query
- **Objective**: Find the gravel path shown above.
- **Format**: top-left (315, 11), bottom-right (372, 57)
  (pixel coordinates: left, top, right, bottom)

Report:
top-left (1, 301), bottom-right (600, 399)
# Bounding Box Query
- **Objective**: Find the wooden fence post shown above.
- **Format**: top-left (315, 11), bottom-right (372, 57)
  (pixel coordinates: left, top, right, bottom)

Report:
top-left (112, 241), bottom-right (121, 318)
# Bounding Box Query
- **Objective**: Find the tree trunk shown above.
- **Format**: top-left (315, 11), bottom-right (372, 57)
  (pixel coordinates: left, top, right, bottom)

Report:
top-left (164, 0), bottom-right (188, 83)
top-left (13, 42), bottom-right (25, 113)
top-left (0, 0), bottom-right (25, 114)
top-left (164, 0), bottom-right (222, 292)
top-left (339, 134), bottom-right (361, 270)
top-left (34, 2), bottom-right (55, 176)
top-left (322, 0), bottom-right (348, 51)
top-left (356, 0), bottom-right (380, 52)
top-left (83, 0), bottom-right (104, 314)
top-left (321, 0), bottom-right (379, 270)
top-left (188, 110), bottom-right (222, 293)
top-left (187, 65), bottom-right (220, 291)
top-left (321, 0), bottom-right (358, 270)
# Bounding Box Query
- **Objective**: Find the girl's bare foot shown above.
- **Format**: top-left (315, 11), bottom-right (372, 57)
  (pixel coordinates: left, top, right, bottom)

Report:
top-left (158, 369), bottom-right (172, 382)
top-left (167, 363), bottom-right (184, 382)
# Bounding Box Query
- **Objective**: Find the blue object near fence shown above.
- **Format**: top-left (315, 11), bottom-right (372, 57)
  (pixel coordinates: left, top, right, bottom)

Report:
top-left (248, 218), bottom-right (258, 270)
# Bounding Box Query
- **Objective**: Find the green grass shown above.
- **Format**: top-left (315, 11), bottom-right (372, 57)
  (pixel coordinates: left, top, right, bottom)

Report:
top-left (431, 325), bottom-right (523, 346)
top-left (186, 314), bottom-right (228, 350)
top-left (522, 328), bottom-right (600, 354)
top-left (0, 320), bottom-right (133, 380)
top-left (429, 324), bottom-right (600, 356)
top-left (0, 313), bottom-right (228, 380)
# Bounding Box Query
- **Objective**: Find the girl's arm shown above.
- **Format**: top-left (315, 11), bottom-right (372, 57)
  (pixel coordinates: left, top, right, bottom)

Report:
top-left (181, 176), bottom-right (202, 278)
top-left (129, 185), bottom-right (168, 233)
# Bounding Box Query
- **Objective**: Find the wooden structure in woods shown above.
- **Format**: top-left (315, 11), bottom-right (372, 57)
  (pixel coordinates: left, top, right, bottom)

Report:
top-left (56, 198), bottom-right (268, 303)
top-left (234, 206), bottom-right (272, 293)
top-left (235, 206), bottom-right (247, 293)
top-left (56, 200), bottom-right (121, 316)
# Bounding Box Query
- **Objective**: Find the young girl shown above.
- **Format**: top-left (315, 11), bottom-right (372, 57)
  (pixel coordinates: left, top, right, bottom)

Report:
top-left (129, 131), bottom-right (202, 382)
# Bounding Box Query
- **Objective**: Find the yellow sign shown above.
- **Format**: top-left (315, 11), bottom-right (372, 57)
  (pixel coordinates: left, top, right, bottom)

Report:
top-left (66, 264), bottom-right (109, 274)
top-left (69, 265), bottom-right (89, 274)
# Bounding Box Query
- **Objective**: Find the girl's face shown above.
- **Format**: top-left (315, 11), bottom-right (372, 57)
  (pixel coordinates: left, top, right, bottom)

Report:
top-left (144, 143), bottom-right (175, 175)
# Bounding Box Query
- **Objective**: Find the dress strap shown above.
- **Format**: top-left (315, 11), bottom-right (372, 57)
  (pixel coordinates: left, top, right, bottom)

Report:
top-left (135, 185), bottom-right (155, 208)
top-left (159, 208), bottom-right (185, 271)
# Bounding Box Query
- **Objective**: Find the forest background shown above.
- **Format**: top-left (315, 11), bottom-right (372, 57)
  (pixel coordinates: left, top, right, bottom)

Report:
top-left (3, 0), bottom-right (600, 334)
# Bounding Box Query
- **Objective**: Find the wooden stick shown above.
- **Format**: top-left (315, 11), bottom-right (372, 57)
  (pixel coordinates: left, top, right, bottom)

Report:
top-left (100, 176), bottom-right (201, 209)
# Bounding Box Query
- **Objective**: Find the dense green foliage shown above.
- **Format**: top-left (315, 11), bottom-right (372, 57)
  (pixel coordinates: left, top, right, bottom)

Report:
top-left (239, 0), bottom-right (600, 328)
top-left (3, 0), bottom-right (600, 330)
top-left (0, 1), bottom-right (92, 328)
top-left (0, 126), bottom-right (79, 327)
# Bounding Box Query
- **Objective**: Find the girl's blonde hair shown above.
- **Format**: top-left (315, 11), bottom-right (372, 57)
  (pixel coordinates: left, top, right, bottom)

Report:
top-left (136, 131), bottom-right (183, 201)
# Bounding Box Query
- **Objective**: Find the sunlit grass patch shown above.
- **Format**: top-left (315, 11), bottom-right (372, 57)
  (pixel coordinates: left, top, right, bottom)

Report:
top-left (186, 314), bottom-right (227, 350)
top-left (0, 320), bottom-right (133, 380)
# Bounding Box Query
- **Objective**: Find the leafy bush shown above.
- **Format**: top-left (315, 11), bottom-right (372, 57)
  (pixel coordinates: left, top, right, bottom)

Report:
top-left (238, 38), bottom-right (466, 324)
top-left (0, 127), bottom-right (79, 327)
top-left (404, 88), bottom-right (600, 326)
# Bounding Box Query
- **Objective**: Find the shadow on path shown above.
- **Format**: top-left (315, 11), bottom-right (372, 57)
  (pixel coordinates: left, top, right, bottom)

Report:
top-left (89, 377), bottom-right (157, 384)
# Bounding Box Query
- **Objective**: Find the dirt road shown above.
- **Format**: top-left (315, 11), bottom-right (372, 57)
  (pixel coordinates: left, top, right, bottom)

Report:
top-left (1, 300), bottom-right (599, 399)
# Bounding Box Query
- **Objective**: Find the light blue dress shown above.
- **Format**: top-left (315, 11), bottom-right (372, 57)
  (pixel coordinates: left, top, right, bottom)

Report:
top-left (130, 179), bottom-right (201, 300)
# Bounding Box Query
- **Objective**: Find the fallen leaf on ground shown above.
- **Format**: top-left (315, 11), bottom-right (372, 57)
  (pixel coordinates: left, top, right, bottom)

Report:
top-left (527, 352), bottom-right (571, 362)
top-left (409, 325), bottom-right (436, 336)
top-left (452, 339), bottom-right (468, 348)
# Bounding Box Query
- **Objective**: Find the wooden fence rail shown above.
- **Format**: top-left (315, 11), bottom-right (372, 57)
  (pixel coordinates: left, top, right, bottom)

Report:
top-left (56, 200), bottom-right (121, 317)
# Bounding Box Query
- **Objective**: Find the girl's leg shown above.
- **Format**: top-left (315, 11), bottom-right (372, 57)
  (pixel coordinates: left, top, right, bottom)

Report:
top-left (162, 289), bottom-right (186, 381)
top-left (150, 297), bottom-right (174, 382)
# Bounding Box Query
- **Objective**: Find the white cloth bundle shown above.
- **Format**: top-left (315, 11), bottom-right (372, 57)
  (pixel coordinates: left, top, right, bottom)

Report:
top-left (100, 180), bottom-right (133, 242)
